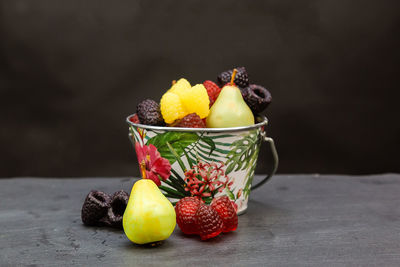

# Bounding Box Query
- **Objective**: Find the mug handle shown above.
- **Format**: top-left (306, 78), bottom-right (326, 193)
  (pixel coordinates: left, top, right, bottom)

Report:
top-left (251, 132), bottom-right (279, 190)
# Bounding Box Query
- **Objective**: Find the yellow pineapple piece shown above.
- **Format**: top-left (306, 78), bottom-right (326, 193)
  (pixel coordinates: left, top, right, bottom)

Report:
top-left (168, 78), bottom-right (191, 97)
top-left (160, 92), bottom-right (187, 124)
top-left (180, 84), bottom-right (210, 119)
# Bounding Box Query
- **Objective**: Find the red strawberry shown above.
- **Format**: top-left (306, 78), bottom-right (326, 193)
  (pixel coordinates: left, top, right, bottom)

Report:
top-left (211, 196), bottom-right (238, 233)
top-left (175, 197), bottom-right (201, 235)
top-left (203, 80), bottom-right (221, 107)
top-left (195, 203), bottom-right (224, 240)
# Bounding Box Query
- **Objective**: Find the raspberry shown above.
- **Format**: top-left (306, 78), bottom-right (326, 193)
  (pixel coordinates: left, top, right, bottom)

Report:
top-left (129, 114), bottom-right (140, 124)
top-left (175, 197), bottom-right (201, 235)
top-left (160, 92), bottom-right (187, 124)
top-left (195, 203), bottom-right (224, 240)
top-left (217, 67), bottom-right (249, 89)
top-left (231, 201), bottom-right (238, 213)
top-left (241, 84), bottom-right (272, 114)
top-left (180, 84), bottom-right (210, 119)
top-left (203, 80), bottom-right (221, 107)
top-left (81, 191), bottom-right (111, 226)
top-left (136, 99), bottom-right (165, 126)
top-left (211, 196), bottom-right (238, 233)
top-left (173, 113), bottom-right (206, 128)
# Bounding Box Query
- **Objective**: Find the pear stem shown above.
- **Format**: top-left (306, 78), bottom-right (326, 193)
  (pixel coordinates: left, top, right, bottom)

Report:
top-left (172, 80), bottom-right (176, 85)
top-left (230, 69), bottom-right (237, 85)
top-left (140, 161), bottom-right (147, 179)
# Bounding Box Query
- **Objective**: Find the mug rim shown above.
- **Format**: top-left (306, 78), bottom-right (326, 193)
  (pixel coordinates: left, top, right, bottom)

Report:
top-left (126, 114), bottom-right (268, 133)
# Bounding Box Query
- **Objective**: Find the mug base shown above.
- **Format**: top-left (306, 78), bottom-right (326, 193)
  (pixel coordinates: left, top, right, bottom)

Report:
top-left (237, 207), bottom-right (247, 216)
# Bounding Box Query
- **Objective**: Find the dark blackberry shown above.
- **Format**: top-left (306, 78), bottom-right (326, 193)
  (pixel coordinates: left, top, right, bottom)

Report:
top-left (102, 190), bottom-right (129, 229)
top-left (81, 191), bottom-right (111, 226)
top-left (136, 99), bottom-right (165, 126)
top-left (241, 84), bottom-right (272, 113)
top-left (217, 67), bottom-right (249, 88)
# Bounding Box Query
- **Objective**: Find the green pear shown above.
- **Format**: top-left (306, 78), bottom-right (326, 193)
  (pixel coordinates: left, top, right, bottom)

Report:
top-left (123, 179), bottom-right (176, 245)
top-left (207, 85), bottom-right (254, 128)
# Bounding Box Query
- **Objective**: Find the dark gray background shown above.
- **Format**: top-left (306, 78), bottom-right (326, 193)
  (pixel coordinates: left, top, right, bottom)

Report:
top-left (1, 0), bottom-right (399, 177)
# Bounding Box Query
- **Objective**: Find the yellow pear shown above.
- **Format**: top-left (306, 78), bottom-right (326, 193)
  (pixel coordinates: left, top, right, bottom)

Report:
top-left (123, 179), bottom-right (176, 245)
top-left (206, 84), bottom-right (254, 128)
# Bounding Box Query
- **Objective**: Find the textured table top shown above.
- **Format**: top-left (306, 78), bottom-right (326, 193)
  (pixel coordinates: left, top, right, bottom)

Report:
top-left (1, 174), bottom-right (400, 266)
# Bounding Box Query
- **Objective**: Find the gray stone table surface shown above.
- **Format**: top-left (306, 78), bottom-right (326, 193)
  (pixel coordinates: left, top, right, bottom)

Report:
top-left (1, 174), bottom-right (400, 266)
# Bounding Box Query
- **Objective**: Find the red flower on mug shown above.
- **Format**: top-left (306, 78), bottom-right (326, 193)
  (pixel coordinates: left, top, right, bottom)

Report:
top-left (135, 142), bottom-right (171, 186)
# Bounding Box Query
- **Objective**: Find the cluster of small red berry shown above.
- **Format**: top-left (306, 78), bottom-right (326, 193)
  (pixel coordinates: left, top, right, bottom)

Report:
top-left (183, 161), bottom-right (233, 200)
top-left (175, 196), bottom-right (238, 240)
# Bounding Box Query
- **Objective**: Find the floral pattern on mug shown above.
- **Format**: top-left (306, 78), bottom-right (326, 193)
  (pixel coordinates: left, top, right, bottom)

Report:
top-left (129, 125), bottom-right (262, 213)
top-left (135, 142), bottom-right (171, 186)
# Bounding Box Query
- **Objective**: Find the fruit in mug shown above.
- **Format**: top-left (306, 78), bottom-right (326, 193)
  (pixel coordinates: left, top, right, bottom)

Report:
top-left (241, 84), bottom-right (272, 114)
top-left (160, 92), bottom-right (187, 124)
top-left (172, 113), bottom-right (206, 128)
top-left (160, 81), bottom-right (210, 123)
top-left (203, 80), bottom-right (221, 107)
top-left (207, 69), bottom-right (254, 128)
top-left (129, 114), bottom-right (140, 124)
top-left (179, 84), bottom-right (210, 119)
top-left (123, 179), bottom-right (176, 245)
top-left (136, 99), bottom-right (165, 126)
top-left (217, 66), bottom-right (249, 88)
top-left (168, 78), bottom-right (191, 96)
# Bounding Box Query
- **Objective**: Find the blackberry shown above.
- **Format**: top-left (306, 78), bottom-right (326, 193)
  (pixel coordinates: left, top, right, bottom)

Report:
top-left (81, 190), bottom-right (129, 229)
top-left (136, 99), bottom-right (165, 126)
top-left (217, 67), bottom-right (249, 88)
top-left (102, 190), bottom-right (129, 229)
top-left (241, 84), bottom-right (272, 114)
top-left (81, 191), bottom-right (111, 226)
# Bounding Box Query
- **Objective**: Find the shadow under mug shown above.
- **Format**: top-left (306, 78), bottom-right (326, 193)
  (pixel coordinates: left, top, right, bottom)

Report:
top-left (127, 114), bottom-right (278, 215)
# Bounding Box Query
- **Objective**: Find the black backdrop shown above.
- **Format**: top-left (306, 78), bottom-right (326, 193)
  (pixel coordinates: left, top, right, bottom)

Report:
top-left (1, 0), bottom-right (399, 177)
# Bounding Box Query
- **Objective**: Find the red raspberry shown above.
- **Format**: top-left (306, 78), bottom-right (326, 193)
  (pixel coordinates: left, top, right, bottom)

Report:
top-left (195, 203), bottom-right (224, 240)
top-left (211, 196), bottom-right (238, 233)
top-left (129, 114), bottom-right (140, 124)
top-left (174, 113), bottom-right (206, 128)
top-left (175, 197), bottom-right (201, 235)
top-left (129, 114), bottom-right (140, 123)
top-left (203, 80), bottom-right (221, 107)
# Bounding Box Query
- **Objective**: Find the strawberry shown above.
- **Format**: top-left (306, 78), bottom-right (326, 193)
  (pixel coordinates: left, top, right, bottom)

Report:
top-left (203, 80), bottom-right (221, 107)
top-left (175, 197), bottom-right (201, 235)
top-left (195, 203), bottom-right (224, 240)
top-left (211, 196), bottom-right (238, 233)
